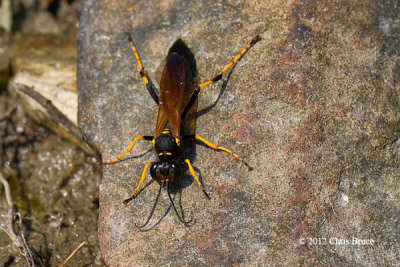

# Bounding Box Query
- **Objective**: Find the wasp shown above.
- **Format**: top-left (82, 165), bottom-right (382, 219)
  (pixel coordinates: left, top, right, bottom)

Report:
top-left (104, 34), bottom-right (260, 228)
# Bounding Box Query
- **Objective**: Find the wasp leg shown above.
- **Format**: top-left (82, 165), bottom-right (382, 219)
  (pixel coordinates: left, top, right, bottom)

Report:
top-left (193, 134), bottom-right (253, 171)
top-left (123, 162), bottom-right (153, 205)
top-left (104, 135), bottom-right (153, 164)
top-left (199, 35), bottom-right (261, 88)
top-left (184, 159), bottom-right (210, 199)
top-left (127, 34), bottom-right (159, 105)
top-left (182, 35), bottom-right (261, 119)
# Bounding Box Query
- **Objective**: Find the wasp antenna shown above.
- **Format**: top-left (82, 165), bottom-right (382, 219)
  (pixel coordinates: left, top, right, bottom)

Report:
top-left (135, 184), bottom-right (162, 231)
top-left (167, 184), bottom-right (194, 226)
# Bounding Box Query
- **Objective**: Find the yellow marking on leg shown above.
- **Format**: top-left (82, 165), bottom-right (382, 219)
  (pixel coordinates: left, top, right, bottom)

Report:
top-left (221, 45), bottom-right (252, 74)
top-left (128, 39), bottom-right (149, 85)
top-left (128, 39), bottom-right (144, 71)
top-left (133, 162), bottom-right (152, 198)
top-left (123, 162), bottom-right (153, 204)
top-left (184, 159), bottom-right (210, 199)
top-left (199, 35), bottom-right (261, 89)
top-left (141, 75), bottom-right (149, 84)
top-left (195, 134), bottom-right (253, 170)
top-left (105, 136), bottom-right (147, 164)
top-left (199, 80), bottom-right (214, 88)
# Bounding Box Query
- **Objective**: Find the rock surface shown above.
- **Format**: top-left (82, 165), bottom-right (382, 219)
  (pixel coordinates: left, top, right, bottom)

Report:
top-left (0, 1), bottom-right (104, 265)
top-left (78, 0), bottom-right (399, 265)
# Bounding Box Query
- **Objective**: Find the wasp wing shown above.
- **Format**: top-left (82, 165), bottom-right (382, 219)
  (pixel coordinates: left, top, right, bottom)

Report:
top-left (154, 51), bottom-right (186, 136)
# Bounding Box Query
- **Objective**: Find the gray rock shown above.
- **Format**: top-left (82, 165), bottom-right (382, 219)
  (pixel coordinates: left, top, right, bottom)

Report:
top-left (78, 0), bottom-right (400, 265)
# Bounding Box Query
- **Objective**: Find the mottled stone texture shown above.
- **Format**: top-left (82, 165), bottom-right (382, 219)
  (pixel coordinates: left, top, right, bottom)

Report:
top-left (78, 0), bottom-right (399, 265)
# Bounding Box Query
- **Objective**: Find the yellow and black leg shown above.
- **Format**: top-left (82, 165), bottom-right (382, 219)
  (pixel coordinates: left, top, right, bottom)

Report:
top-left (184, 159), bottom-right (211, 199)
top-left (182, 35), bottom-right (261, 119)
top-left (123, 161), bottom-right (153, 205)
top-left (104, 135), bottom-right (153, 164)
top-left (127, 34), bottom-right (159, 105)
top-left (193, 134), bottom-right (253, 171)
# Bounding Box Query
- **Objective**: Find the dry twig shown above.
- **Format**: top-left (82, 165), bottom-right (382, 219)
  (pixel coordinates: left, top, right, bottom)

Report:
top-left (59, 241), bottom-right (87, 267)
top-left (10, 82), bottom-right (100, 159)
top-left (0, 172), bottom-right (35, 266)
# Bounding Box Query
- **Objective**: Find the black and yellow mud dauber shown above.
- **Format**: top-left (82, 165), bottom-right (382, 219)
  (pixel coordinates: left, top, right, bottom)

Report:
top-left (104, 33), bottom-right (260, 229)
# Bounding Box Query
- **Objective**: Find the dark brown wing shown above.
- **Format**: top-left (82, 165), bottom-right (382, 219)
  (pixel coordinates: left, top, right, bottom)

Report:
top-left (154, 106), bottom-right (168, 136)
top-left (154, 52), bottom-right (186, 136)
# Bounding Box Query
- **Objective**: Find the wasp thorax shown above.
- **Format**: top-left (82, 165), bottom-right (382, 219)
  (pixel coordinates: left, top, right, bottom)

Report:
top-left (154, 130), bottom-right (179, 161)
